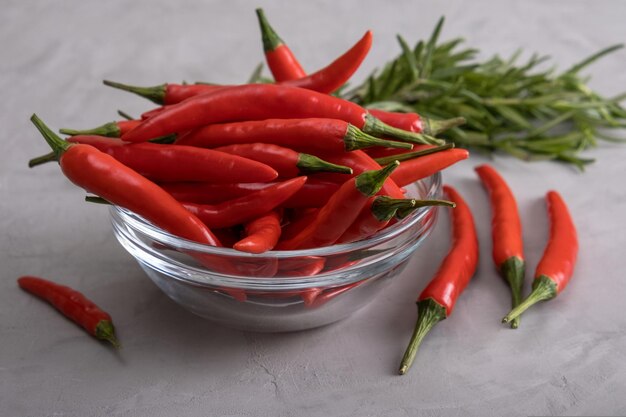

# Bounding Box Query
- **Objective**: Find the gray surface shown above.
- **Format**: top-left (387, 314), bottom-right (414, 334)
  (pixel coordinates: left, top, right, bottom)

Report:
top-left (2, 0), bottom-right (626, 416)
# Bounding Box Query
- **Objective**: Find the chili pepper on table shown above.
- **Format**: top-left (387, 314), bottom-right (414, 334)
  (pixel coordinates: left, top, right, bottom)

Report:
top-left (277, 162), bottom-right (399, 250)
top-left (399, 185), bottom-right (479, 375)
top-left (174, 118), bottom-right (412, 152)
top-left (502, 191), bottom-right (578, 324)
top-left (18, 276), bottom-right (119, 348)
top-left (255, 8), bottom-right (307, 82)
top-left (388, 148), bottom-right (470, 187)
top-left (182, 176), bottom-right (307, 229)
top-left (367, 109), bottom-right (465, 137)
top-left (59, 119), bottom-right (141, 138)
top-left (120, 84), bottom-right (443, 146)
top-left (102, 80), bottom-right (225, 105)
top-left (475, 164), bottom-right (525, 329)
top-left (59, 136), bottom-right (279, 184)
top-left (233, 210), bottom-right (283, 254)
top-left (214, 143), bottom-right (352, 178)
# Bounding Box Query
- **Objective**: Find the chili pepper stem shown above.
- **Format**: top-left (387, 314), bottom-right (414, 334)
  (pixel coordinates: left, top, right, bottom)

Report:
top-left (500, 256), bottom-right (525, 329)
top-left (297, 154), bottom-right (353, 175)
top-left (102, 79), bottom-right (166, 105)
top-left (255, 8), bottom-right (283, 51)
top-left (59, 122), bottom-right (121, 138)
top-left (117, 110), bottom-right (134, 120)
top-left (28, 151), bottom-right (58, 167)
top-left (422, 117), bottom-right (466, 136)
top-left (502, 275), bottom-right (557, 324)
top-left (344, 124), bottom-right (413, 151)
top-left (396, 199), bottom-right (455, 219)
top-left (399, 298), bottom-right (447, 375)
top-left (95, 320), bottom-right (121, 349)
top-left (363, 114), bottom-right (445, 146)
top-left (31, 114), bottom-right (71, 157)
top-left (355, 160), bottom-right (400, 196)
top-left (375, 143), bottom-right (454, 165)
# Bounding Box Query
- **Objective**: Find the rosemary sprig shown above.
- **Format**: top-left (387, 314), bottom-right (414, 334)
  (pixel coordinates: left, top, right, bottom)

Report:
top-left (343, 17), bottom-right (625, 168)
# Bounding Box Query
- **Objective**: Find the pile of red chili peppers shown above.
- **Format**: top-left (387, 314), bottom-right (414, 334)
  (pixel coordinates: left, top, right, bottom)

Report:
top-left (22, 9), bottom-right (578, 374)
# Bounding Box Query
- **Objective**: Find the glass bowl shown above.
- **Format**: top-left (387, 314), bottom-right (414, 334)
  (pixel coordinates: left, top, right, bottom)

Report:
top-left (110, 173), bottom-right (442, 332)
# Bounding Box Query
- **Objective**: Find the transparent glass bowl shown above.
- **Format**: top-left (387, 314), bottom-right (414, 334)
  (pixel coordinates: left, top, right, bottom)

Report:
top-left (110, 173), bottom-right (442, 332)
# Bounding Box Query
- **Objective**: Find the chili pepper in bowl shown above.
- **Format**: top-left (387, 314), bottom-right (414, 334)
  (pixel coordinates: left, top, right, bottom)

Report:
top-left (18, 276), bottom-right (120, 348)
top-left (502, 191), bottom-right (578, 324)
top-left (399, 185), bottom-right (478, 375)
top-left (389, 148), bottom-right (470, 187)
top-left (475, 164), bottom-right (525, 329)
top-left (59, 119), bottom-right (141, 138)
top-left (120, 84), bottom-right (443, 146)
top-left (214, 143), bottom-right (352, 178)
top-left (233, 210), bottom-right (283, 254)
top-left (102, 80), bottom-right (225, 105)
top-left (175, 118), bottom-right (412, 152)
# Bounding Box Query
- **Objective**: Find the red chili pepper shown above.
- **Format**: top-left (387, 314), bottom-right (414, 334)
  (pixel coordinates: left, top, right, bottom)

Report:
top-left (64, 136), bottom-right (278, 184)
top-left (373, 143), bottom-right (455, 165)
top-left (182, 177), bottom-right (307, 228)
top-left (337, 197), bottom-right (455, 244)
top-left (160, 182), bottom-right (273, 205)
top-left (175, 118), bottom-right (412, 153)
top-left (388, 148), bottom-right (470, 187)
top-left (277, 162), bottom-right (399, 250)
top-left (367, 109), bottom-right (465, 136)
top-left (475, 164), bottom-right (525, 329)
top-left (282, 180), bottom-right (339, 208)
top-left (121, 84), bottom-right (443, 146)
top-left (308, 280), bottom-right (367, 308)
top-left (18, 276), bottom-right (120, 347)
top-left (399, 185), bottom-right (479, 375)
top-left (141, 105), bottom-right (170, 120)
top-left (214, 143), bottom-right (352, 178)
top-left (255, 8), bottom-right (306, 82)
top-left (502, 191), bottom-right (578, 324)
top-left (281, 31), bottom-right (373, 94)
top-left (281, 208), bottom-right (320, 241)
top-left (233, 210), bottom-right (283, 254)
top-left (102, 80), bottom-right (224, 105)
top-left (59, 119), bottom-right (141, 138)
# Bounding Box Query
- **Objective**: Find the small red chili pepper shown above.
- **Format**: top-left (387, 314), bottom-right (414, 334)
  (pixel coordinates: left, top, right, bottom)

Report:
top-left (160, 182), bottom-right (273, 205)
top-left (233, 210), bottom-right (283, 254)
top-left (367, 109), bottom-right (465, 136)
top-left (399, 185), bottom-right (479, 375)
top-left (308, 280), bottom-right (367, 308)
top-left (277, 162), bottom-right (399, 250)
top-left (174, 118), bottom-right (412, 153)
top-left (373, 143), bottom-right (455, 165)
top-left (18, 276), bottom-right (120, 347)
top-left (214, 143), bottom-right (352, 178)
top-left (63, 136), bottom-right (278, 184)
top-left (281, 31), bottom-right (373, 94)
top-left (255, 8), bottom-right (307, 82)
top-left (102, 79), bottom-right (224, 105)
top-left (388, 148), bottom-right (470, 187)
top-left (141, 105), bottom-right (170, 120)
top-left (182, 177), bottom-right (307, 228)
top-left (282, 179), bottom-right (340, 208)
top-left (502, 191), bottom-right (578, 324)
top-left (337, 197), bottom-right (455, 244)
top-left (59, 119), bottom-right (141, 138)
top-left (121, 84), bottom-right (443, 146)
top-left (281, 208), bottom-right (320, 241)
top-left (475, 164), bottom-right (525, 329)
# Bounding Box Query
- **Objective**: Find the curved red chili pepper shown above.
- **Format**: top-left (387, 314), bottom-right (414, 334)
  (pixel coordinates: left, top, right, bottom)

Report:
top-left (399, 185), bottom-right (478, 375)
top-left (160, 182), bottom-right (273, 205)
top-left (175, 118), bottom-right (411, 153)
top-left (367, 109), bottom-right (465, 136)
top-left (66, 136), bottom-right (278, 184)
top-left (102, 80), bottom-right (224, 105)
top-left (281, 31), bottom-right (373, 94)
top-left (234, 210), bottom-right (283, 254)
top-left (18, 276), bottom-right (119, 347)
top-left (390, 149), bottom-right (470, 187)
top-left (277, 162), bottom-right (399, 250)
top-left (121, 84), bottom-right (442, 146)
top-left (141, 105), bottom-right (170, 120)
top-left (502, 190), bottom-right (578, 324)
top-left (214, 143), bottom-right (352, 178)
top-left (182, 177), bottom-right (307, 228)
top-left (256, 8), bottom-right (307, 82)
top-left (475, 164), bottom-right (525, 329)
top-left (59, 119), bottom-right (141, 138)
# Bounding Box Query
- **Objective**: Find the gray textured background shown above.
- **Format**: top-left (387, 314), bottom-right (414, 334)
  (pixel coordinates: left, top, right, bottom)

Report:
top-left (2, 1), bottom-right (626, 416)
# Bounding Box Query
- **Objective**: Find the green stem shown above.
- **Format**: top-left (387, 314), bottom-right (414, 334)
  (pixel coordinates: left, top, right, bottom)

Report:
top-left (363, 114), bottom-right (445, 146)
top-left (30, 114), bottom-right (71, 158)
top-left (355, 160), bottom-right (400, 196)
top-left (85, 196), bottom-right (110, 205)
top-left (374, 143), bottom-right (454, 165)
top-left (59, 121), bottom-right (121, 138)
top-left (103, 80), bottom-right (166, 105)
top-left (396, 199), bottom-right (455, 219)
top-left (296, 153), bottom-right (353, 175)
top-left (502, 275), bottom-right (557, 324)
top-left (370, 196), bottom-right (416, 222)
top-left (422, 116), bottom-right (466, 136)
top-left (398, 298), bottom-right (447, 375)
top-left (500, 256), bottom-right (526, 329)
top-left (255, 8), bottom-right (283, 52)
top-left (28, 151), bottom-right (57, 167)
top-left (95, 320), bottom-right (120, 349)
top-left (344, 124), bottom-right (413, 151)
top-left (117, 110), bottom-right (134, 120)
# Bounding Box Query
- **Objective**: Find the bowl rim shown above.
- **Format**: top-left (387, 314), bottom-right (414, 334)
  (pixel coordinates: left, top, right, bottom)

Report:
top-left (110, 172), bottom-right (442, 259)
